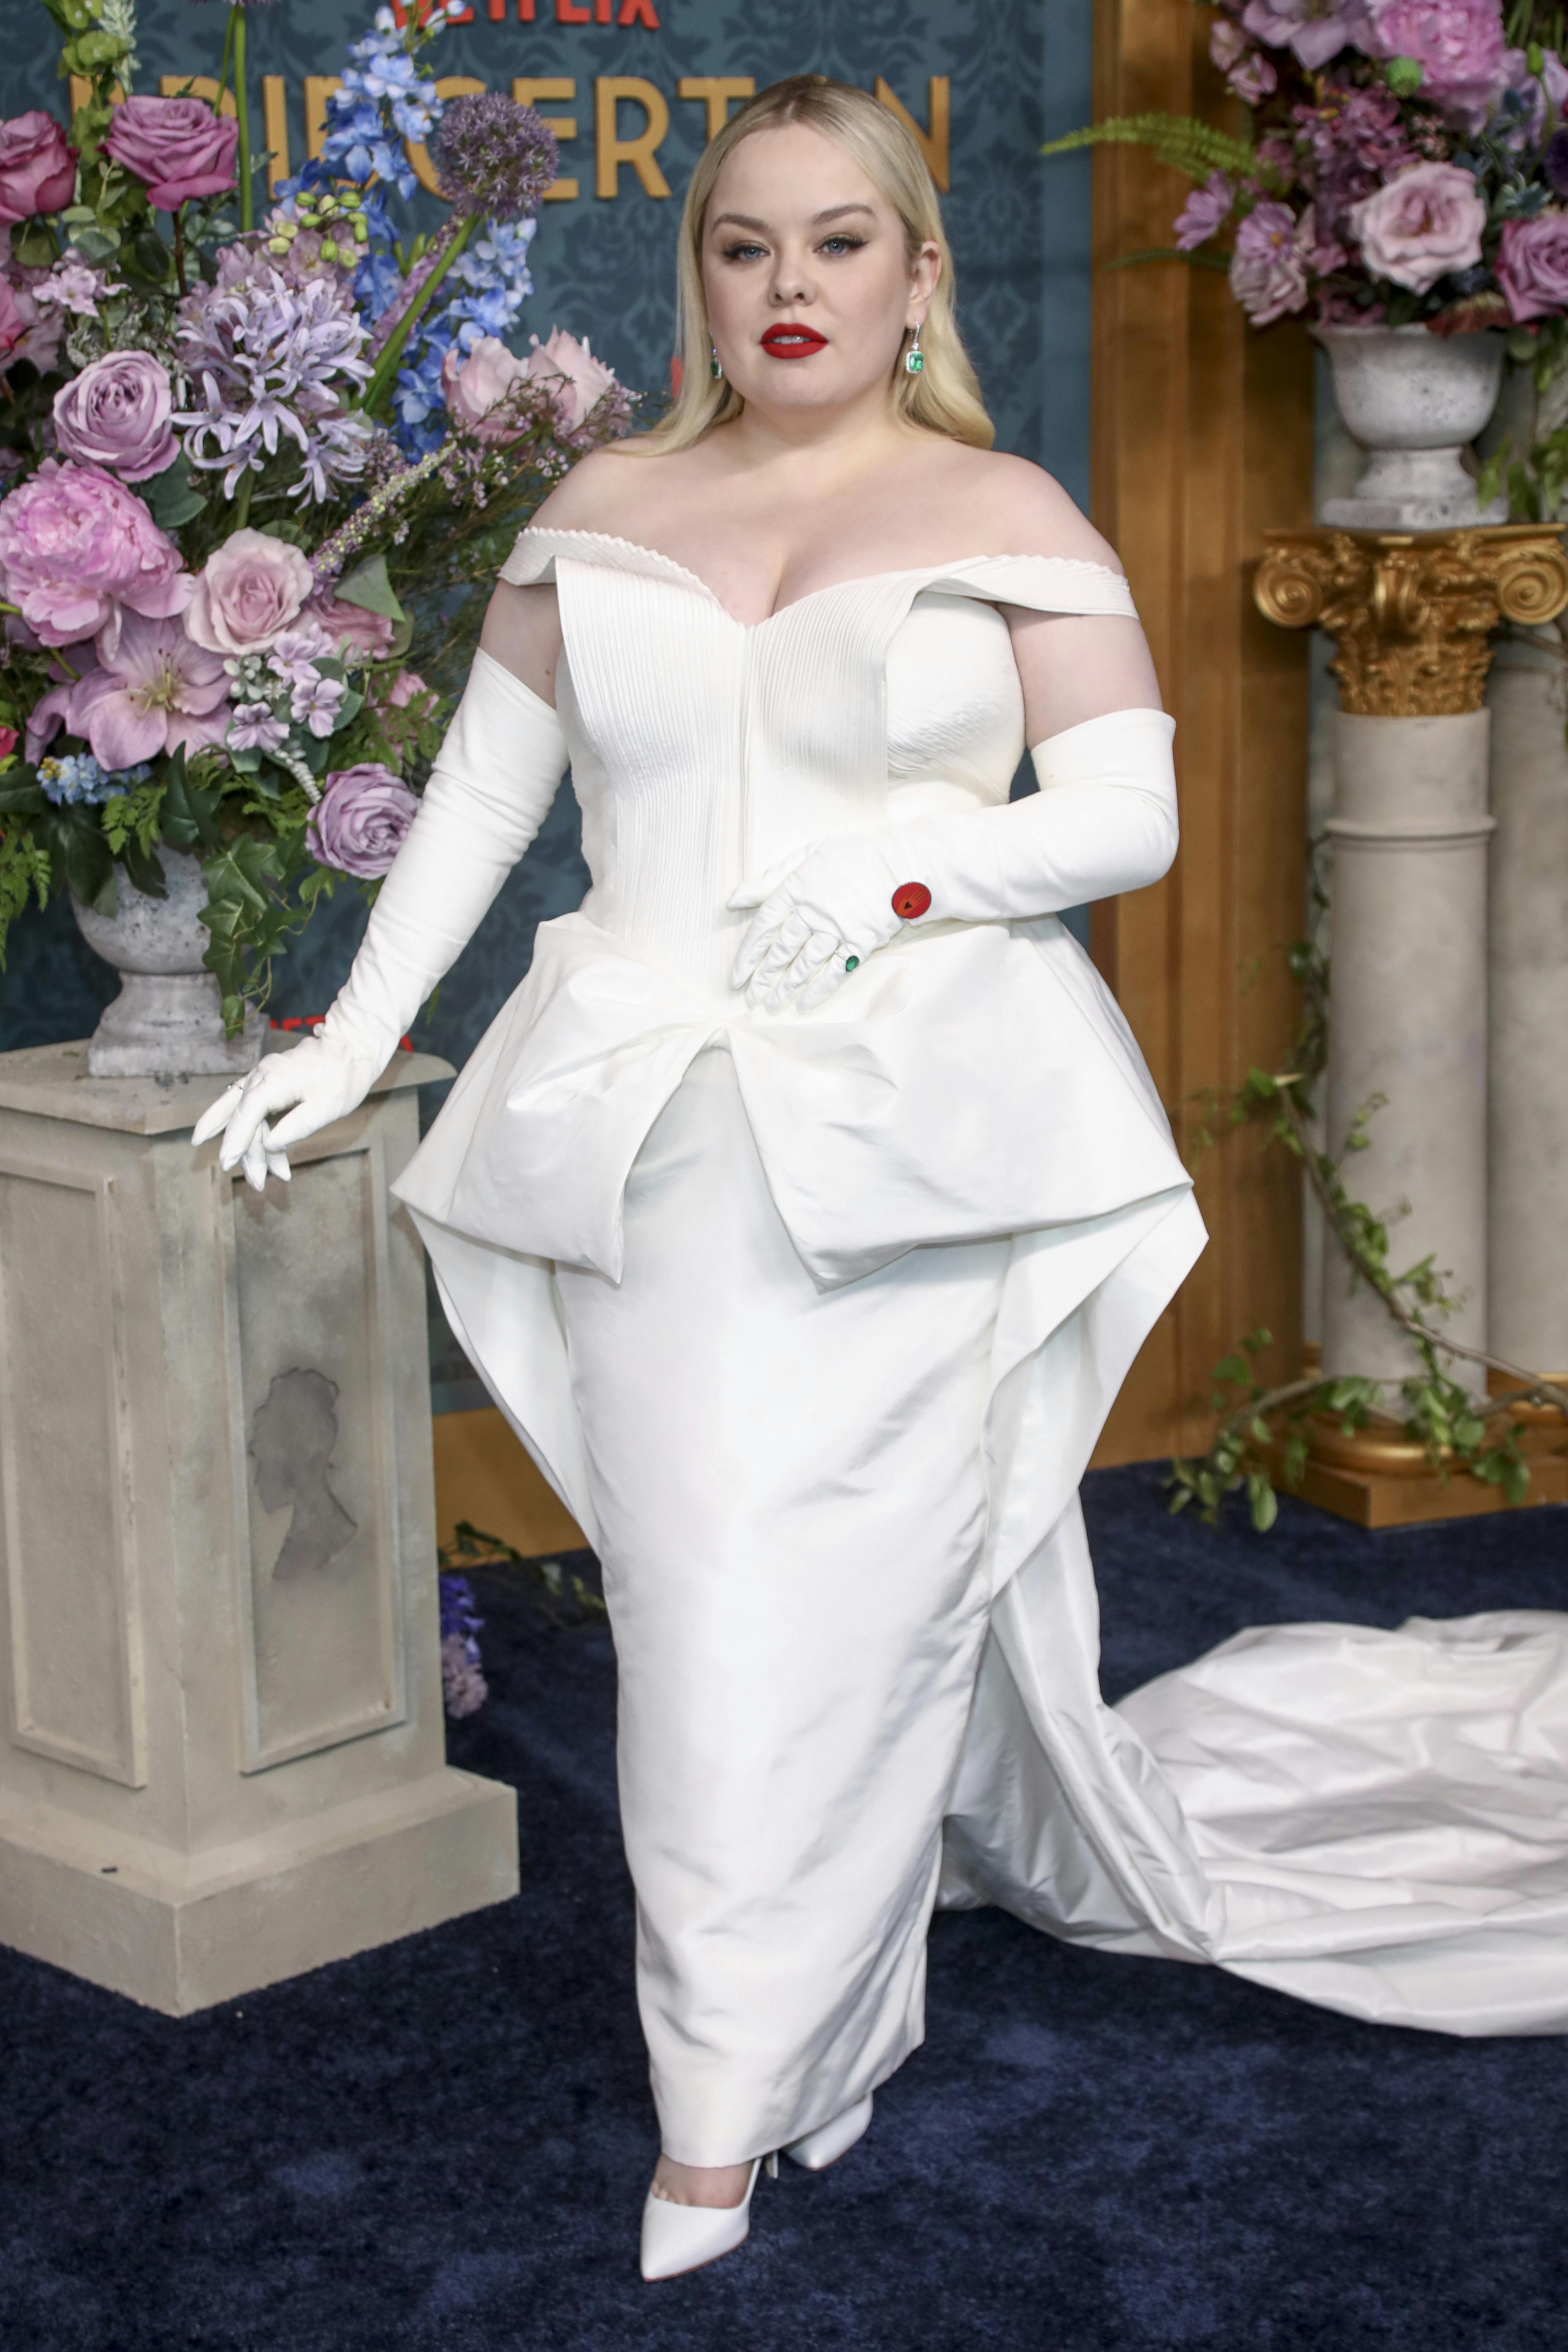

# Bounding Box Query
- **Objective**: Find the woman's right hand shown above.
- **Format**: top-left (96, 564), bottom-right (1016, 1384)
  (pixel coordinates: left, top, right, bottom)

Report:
top-left (190, 1036), bottom-right (382, 1192)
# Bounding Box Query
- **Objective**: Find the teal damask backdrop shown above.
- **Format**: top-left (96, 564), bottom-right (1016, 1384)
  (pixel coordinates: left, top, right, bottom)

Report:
top-left (0, 0), bottom-right (1091, 1397)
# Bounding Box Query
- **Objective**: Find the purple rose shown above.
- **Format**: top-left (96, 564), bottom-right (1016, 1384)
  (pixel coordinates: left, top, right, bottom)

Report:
top-left (302, 589), bottom-right (395, 663)
top-left (52, 350), bottom-right (176, 483)
top-left (102, 95), bottom-right (237, 213)
top-left (0, 458), bottom-right (188, 648)
top-left (307, 764), bottom-right (419, 879)
top-left (1348, 162), bottom-right (1486, 294)
top-left (1360, 0), bottom-right (1507, 132)
top-left (1241, 2), bottom-right (1368, 72)
top-left (1497, 212), bottom-right (1568, 323)
top-left (0, 111), bottom-right (75, 227)
top-left (1229, 201), bottom-right (1311, 325)
top-left (1175, 170), bottom-right (1235, 251)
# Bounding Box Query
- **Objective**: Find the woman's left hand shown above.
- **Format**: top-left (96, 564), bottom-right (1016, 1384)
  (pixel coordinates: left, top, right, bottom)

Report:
top-left (728, 831), bottom-right (919, 1010)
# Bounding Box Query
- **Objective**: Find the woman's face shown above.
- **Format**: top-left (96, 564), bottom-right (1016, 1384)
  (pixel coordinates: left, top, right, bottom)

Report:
top-left (700, 122), bottom-right (940, 422)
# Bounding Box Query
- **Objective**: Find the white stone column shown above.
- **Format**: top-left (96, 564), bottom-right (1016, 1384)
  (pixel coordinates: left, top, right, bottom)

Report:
top-left (1485, 631), bottom-right (1568, 1373)
top-left (0, 1042), bottom-right (519, 2015)
top-left (1322, 711), bottom-right (1493, 1389)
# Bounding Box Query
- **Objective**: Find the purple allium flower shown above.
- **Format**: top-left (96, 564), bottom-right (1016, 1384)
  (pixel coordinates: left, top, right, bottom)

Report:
top-left (432, 92), bottom-right (559, 220)
top-left (1175, 169), bottom-right (1235, 250)
top-left (306, 762), bottom-right (419, 877)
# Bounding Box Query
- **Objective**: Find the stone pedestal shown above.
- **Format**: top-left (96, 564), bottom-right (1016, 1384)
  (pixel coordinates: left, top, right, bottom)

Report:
top-left (1485, 632), bottom-right (1568, 1391)
top-left (1255, 525), bottom-right (1568, 1524)
top-left (0, 1040), bottom-right (519, 2015)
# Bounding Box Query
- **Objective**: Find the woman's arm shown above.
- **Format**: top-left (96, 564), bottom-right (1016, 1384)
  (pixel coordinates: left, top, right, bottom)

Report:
top-left (479, 578), bottom-right (564, 707)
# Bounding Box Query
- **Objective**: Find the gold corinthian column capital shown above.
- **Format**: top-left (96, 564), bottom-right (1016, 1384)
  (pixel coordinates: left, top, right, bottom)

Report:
top-left (1254, 525), bottom-right (1568, 716)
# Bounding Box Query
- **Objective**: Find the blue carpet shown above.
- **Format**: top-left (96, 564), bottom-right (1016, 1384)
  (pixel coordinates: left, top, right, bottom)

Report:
top-left (2, 1464), bottom-right (1565, 2352)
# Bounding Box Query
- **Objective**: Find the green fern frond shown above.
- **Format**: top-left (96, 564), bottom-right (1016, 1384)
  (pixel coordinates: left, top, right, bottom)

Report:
top-left (1041, 113), bottom-right (1260, 186)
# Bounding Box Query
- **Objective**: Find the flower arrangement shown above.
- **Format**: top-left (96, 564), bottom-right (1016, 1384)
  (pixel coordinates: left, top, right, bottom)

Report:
top-left (0, 0), bottom-right (633, 1034)
top-left (1045, 3), bottom-right (1568, 375)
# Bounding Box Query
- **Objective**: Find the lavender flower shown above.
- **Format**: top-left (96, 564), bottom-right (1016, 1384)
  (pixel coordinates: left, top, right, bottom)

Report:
top-left (433, 92), bottom-right (559, 220)
top-left (289, 670), bottom-right (347, 738)
top-left (174, 266), bottom-right (373, 503)
top-left (439, 1572), bottom-right (488, 1720)
top-left (227, 701), bottom-right (288, 754)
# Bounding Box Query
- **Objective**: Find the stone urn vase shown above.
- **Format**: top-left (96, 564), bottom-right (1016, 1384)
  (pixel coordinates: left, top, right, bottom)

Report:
top-left (71, 848), bottom-right (267, 1079)
top-left (1314, 323), bottom-right (1508, 532)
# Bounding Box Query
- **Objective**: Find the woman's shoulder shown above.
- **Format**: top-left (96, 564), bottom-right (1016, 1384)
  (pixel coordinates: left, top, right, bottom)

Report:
top-left (527, 438), bottom-right (697, 539)
top-left (917, 446), bottom-right (1126, 576)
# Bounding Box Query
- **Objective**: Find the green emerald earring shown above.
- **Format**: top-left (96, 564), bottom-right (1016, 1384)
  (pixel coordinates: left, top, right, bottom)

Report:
top-left (905, 323), bottom-right (924, 375)
top-left (710, 342), bottom-right (723, 380)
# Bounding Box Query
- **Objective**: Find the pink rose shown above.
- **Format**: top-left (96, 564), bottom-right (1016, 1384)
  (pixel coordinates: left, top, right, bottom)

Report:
top-left (102, 95), bottom-right (237, 213)
top-left (1229, 201), bottom-right (1311, 325)
top-left (388, 669), bottom-right (428, 708)
top-left (1497, 212), bottom-right (1568, 324)
top-left (524, 328), bottom-right (617, 431)
top-left (306, 764), bottom-right (419, 879)
top-left (0, 459), bottom-right (188, 648)
top-left (0, 112), bottom-right (75, 227)
top-left (0, 725), bottom-right (16, 762)
top-left (53, 350), bottom-right (177, 484)
top-left (1348, 162), bottom-right (1486, 294)
top-left (65, 612), bottom-right (230, 769)
top-left (187, 529), bottom-right (313, 657)
top-left (301, 589), bottom-right (395, 663)
top-left (441, 336), bottom-right (529, 438)
top-left (1360, 0), bottom-right (1507, 131)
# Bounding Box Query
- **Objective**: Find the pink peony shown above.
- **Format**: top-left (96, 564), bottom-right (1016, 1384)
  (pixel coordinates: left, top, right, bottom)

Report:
top-left (102, 95), bottom-right (237, 213)
top-left (35, 612), bottom-right (229, 770)
top-left (1360, 0), bottom-right (1507, 132)
top-left (0, 459), bottom-right (188, 648)
top-left (524, 327), bottom-right (617, 431)
top-left (1229, 201), bottom-right (1311, 325)
top-left (302, 589), bottom-right (395, 663)
top-left (53, 350), bottom-right (176, 484)
top-left (186, 530), bottom-right (313, 657)
top-left (0, 111), bottom-right (75, 227)
top-left (1496, 212), bottom-right (1568, 323)
top-left (306, 764), bottom-right (419, 879)
top-left (1175, 170), bottom-right (1235, 250)
top-left (1241, 2), bottom-right (1368, 72)
top-left (1348, 162), bottom-right (1486, 294)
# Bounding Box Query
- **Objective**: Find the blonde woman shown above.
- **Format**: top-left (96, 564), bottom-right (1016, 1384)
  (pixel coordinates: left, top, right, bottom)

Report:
top-left (198, 75), bottom-right (1568, 2282)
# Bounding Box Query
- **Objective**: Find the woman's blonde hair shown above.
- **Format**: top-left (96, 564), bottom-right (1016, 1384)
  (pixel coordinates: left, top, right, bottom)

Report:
top-left (643, 74), bottom-right (993, 453)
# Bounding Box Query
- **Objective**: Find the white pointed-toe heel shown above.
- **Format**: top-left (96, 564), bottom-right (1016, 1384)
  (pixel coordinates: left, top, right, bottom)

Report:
top-left (639, 2151), bottom-right (778, 2282)
top-left (781, 2090), bottom-right (874, 2172)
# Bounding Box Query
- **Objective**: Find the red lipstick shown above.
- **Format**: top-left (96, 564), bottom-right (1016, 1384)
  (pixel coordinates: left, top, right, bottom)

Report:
top-left (761, 323), bottom-right (829, 359)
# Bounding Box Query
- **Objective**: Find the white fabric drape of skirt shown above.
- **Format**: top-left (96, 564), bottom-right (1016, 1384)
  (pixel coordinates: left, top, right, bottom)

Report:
top-left (419, 1048), bottom-right (1568, 2167)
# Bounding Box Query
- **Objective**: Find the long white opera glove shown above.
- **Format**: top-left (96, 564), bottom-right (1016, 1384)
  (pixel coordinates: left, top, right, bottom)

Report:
top-left (192, 648), bottom-right (568, 1191)
top-left (729, 706), bottom-right (1178, 1012)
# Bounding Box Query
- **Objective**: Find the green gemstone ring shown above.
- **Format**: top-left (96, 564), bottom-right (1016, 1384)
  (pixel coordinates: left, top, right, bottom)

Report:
top-left (845, 955), bottom-right (860, 971)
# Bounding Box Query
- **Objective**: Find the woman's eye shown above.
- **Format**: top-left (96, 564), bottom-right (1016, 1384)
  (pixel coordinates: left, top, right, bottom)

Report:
top-left (721, 241), bottom-right (768, 262)
top-left (819, 235), bottom-right (867, 256)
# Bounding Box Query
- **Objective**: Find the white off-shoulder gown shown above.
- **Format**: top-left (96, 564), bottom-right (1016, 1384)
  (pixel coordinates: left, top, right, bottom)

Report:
top-left (395, 531), bottom-right (1568, 2166)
